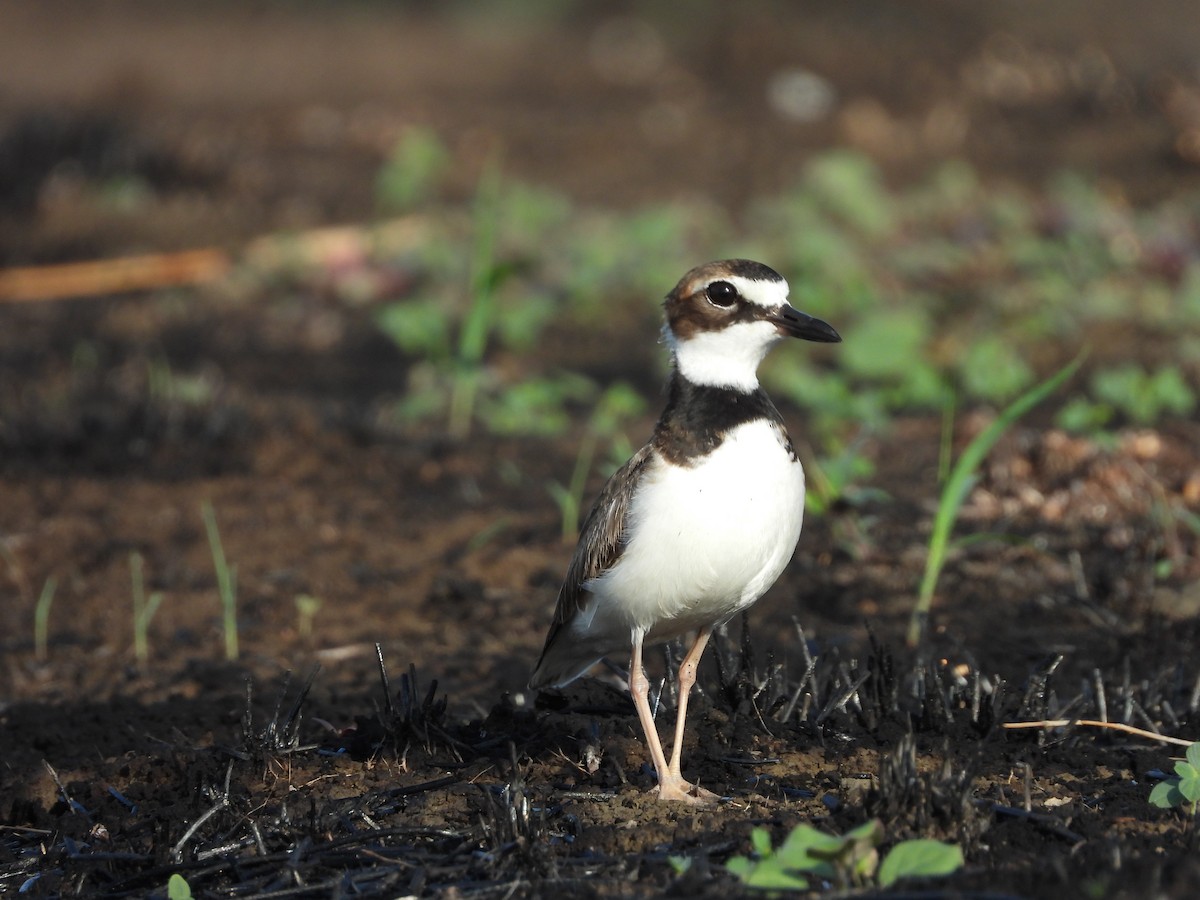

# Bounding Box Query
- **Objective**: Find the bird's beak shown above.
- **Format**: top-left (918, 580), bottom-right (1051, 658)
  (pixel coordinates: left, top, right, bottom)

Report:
top-left (768, 304), bottom-right (842, 343)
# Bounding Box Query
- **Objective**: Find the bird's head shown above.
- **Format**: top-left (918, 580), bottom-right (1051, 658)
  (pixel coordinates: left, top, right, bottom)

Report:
top-left (663, 259), bottom-right (840, 391)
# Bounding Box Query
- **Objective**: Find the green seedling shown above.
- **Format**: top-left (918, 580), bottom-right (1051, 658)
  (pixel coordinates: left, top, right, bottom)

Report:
top-left (667, 855), bottom-right (693, 875)
top-left (294, 594), bottom-right (321, 641)
top-left (1091, 363), bottom-right (1195, 426)
top-left (477, 373), bottom-right (596, 438)
top-left (1150, 742), bottom-right (1200, 816)
top-left (375, 127), bottom-right (451, 211)
top-left (447, 159), bottom-right (505, 438)
top-left (167, 873), bottom-right (194, 900)
top-left (803, 150), bottom-right (894, 239)
top-left (130, 552), bottom-right (165, 669)
top-left (146, 356), bottom-right (215, 407)
top-left (375, 159), bottom-right (531, 439)
top-left (960, 335), bottom-right (1035, 403)
top-left (33, 576), bottom-right (57, 662)
top-left (201, 501), bottom-right (239, 661)
top-left (546, 382), bottom-right (644, 540)
top-left (909, 351), bottom-right (1085, 646)
top-left (725, 821), bottom-right (962, 891)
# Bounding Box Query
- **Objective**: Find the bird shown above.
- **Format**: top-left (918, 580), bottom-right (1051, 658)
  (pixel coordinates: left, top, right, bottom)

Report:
top-left (529, 259), bottom-right (841, 804)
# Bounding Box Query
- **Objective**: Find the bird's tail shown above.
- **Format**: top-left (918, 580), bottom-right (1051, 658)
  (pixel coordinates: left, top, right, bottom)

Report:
top-left (528, 623), bottom-right (602, 690)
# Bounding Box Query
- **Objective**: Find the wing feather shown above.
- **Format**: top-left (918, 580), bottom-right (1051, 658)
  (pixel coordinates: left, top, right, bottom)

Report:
top-left (529, 443), bottom-right (653, 687)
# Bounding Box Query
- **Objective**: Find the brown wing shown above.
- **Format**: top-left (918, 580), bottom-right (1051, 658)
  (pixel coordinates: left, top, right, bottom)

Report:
top-left (529, 442), bottom-right (653, 687)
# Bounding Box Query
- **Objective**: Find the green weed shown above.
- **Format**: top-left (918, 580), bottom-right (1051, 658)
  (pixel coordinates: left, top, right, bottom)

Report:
top-left (725, 821), bottom-right (962, 891)
top-left (1150, 742), bottom-right (1200, 816)
top-left (909, 352), bottom-right (1085, 645)
top-left (1057, 363), bottom-right (1195, 435)
top-left (167, 873), bottom-right (194, 900)
top-left (376, 161), bottom-right (558, 439)
top-left (375, 127), bottom-right (451, 212)
top-left (364, 139), bottom-right (1197, 457)
top-left (130, 552), bottom-right (165, 669)
top-left (294, 594), bottom-right (321, 641)
top-left (447, 160), bottom-right (505, 438)
top-left (33, 576), bottom-right (57, 662)
top-left (201, 501), bottom-right (239, 661)
top-left (146, 356), bottom-right (216, 407)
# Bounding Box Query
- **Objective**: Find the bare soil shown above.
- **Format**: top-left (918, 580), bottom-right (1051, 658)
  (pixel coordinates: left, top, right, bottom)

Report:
top-left (2, 3), bottom-right (1200, 897)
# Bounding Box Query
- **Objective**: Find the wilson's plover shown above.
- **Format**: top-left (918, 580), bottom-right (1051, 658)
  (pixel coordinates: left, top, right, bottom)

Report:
top-left (530, 259), bottom-right (840, 804)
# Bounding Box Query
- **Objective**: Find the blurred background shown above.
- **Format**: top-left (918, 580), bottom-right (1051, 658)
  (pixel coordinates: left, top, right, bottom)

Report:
top-left (4, 0), bottom-right (1200, 263)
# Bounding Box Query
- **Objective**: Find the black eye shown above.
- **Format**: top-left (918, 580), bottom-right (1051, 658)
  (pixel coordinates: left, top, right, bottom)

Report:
top-left (706, 281), bottom-right (738, 308)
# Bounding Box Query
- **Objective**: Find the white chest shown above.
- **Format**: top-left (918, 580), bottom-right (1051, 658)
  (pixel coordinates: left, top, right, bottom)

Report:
top-left (587, 419), bottom-right (805, 639)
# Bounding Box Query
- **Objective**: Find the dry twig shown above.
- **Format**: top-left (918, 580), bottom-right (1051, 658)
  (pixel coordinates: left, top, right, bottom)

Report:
top-left (1004, 718), bottom-right (1194, 747)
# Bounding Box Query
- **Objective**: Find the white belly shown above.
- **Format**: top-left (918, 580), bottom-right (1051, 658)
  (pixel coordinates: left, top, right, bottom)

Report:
top-left (581, 419), bottom-right (805, 645)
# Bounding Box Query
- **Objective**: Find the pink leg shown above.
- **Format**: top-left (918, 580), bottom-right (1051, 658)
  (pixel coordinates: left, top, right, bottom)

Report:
top-left (629, 628), bottom-right (720, 805)
top-left (667, 626), bottom-right (712, 781)
top-left (628, 629), bottom-right (671, 787)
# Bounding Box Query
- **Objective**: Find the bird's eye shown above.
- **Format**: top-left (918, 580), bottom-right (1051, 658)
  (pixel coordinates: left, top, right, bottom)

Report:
top-left (706, 281), bottom-right (738, 308)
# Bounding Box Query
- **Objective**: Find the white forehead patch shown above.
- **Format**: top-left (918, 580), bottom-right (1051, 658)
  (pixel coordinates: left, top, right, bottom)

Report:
top-left (719, 274), bottom-right (790, 309)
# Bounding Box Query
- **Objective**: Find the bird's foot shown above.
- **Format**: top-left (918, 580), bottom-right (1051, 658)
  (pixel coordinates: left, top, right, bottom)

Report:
top-left (653, 775), bottom-right (722, 806)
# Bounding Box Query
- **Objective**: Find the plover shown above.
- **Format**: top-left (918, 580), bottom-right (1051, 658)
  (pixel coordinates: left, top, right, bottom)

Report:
top-left (530, 259), bottom-right (841, 804)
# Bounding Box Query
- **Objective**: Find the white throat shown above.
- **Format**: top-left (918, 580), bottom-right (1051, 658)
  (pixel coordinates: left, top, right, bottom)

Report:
top-left (667, 319), bottom-right (781, 392)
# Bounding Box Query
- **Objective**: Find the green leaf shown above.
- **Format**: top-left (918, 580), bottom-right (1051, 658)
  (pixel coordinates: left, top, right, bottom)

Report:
top-left (1176, 765), bottom-right (1200, 804)
top-left (731, 855), bottom-right (811, 890)
top-left (1186, 743), bottom-right (1200, 771)
top-left (803, 151), bottom-right (894, 238)
top-left (841, 310), bottom-right (930, 381)
top-left (960, 335), bottom-right (1035, 403)
top-left (376, 300), bottom-right (452, 358)
top-left (376, 127), bottom-right (450, 211)
top-left (726, 856), bottom-right (753, 877)
top-left (1150, 778), bottom-right (1185, 809)
top-left (1056, 396), bottom-right (1112, 434)
top-left (167, 873), bottom-right (194, 900)
top-left (877, 840), bottom-right (964, 888)
top-left (911, 350), bottom-right (1084, 644)
top-left (775, 824), bottom-right (843, 878)
top-left (667, 855), bottom-right (692, 875)
top-left (750, 826), bottom-right (774, 857)
top-left (495, 292), bottom-right (558, 352)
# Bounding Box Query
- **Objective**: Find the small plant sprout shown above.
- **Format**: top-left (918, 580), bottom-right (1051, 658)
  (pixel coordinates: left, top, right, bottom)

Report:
top-left (908, 351), bottom-right (1085, 646)
top-left (33, 576), bottom-right (57, 662)
top-left (667, 855), bottom-right (693, 876)
top-left (1150, 742), bottom-right (1200, 816)
top-left (725, 821), bottom-right (963, 891)
top-left (131, 552), bottom-right (165, 669)
top-left (375, 159), bottom-right (535, 439)
top-left (294, 594), bottom-right (321, 641)
top-left (167, 873), bottom-right (194, 900)
top-left (448, 159), bottom-right (505, 439)
top-left (375, 126), bottom-right (451, 212)
top-left (201, 501), bottom-right (239, 661)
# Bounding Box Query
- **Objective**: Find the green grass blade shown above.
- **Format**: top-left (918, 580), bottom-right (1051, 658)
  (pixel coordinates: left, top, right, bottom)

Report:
top-left (909, 350), bottom-right (1086, 645)
top-left (34, 576), bottom-right (57, 662)
top-left (131, 552), bottom-right (148, 667)
top-left (449, 159), bottom-right (503, 438)
top-left (201, 501), bottom-right (239, 661)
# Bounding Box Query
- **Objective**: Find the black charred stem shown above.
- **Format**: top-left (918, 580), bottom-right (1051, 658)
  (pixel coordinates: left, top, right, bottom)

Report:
top-left (240, 666), bottom-right (321, 761)
top-left (366, 646), bottom-right (465, 761)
